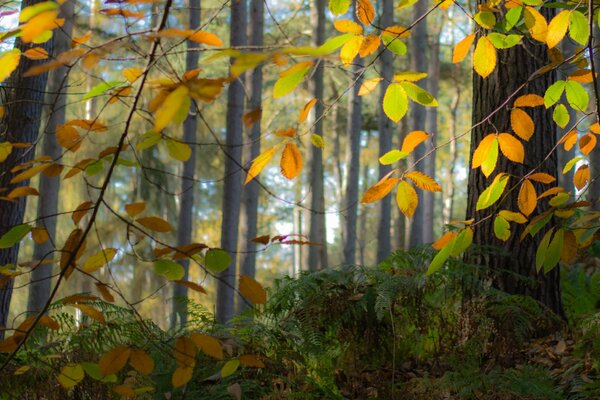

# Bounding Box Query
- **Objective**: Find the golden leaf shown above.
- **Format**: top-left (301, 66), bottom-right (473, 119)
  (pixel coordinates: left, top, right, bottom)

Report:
top-left (239, 274), bottom-right (267, 304)
top-left (73, 304), bottom-right (106, 325)
top-left (518, 179), bottom-right (537, 216)
top-left (356, 0), bottom-right (375, 25)
top-left (404, 171), bottom-right (442, 192)
top-left (452, 33), bottom-right (475, 64)
top-left (245, 145), bottom-right (279, 184)
top-left (333, 19), bottom-right (363, 34)
top-left (298, 99), bottom-right (317, 123)
top-left (129, 349), bottom-right (155, 375)
top-left (401, 130), bottom-right (429, 153)
top-left (361, 175), bottom-right (399, 203)
top-left (528, 172), bottom-right (556, 184)
top-left (574, 164), bottom-right (590, 190)
top-left (125, 202), bottom-right (145, 217)
top-left (136, 216), bottom-right (173, 232)
top-left (172, 366), bottom-right (193, 388)
top-left (174, 336), bottom-right (196, 367)
top-left (280, 142), bottom-right (302, 180)
top-left (513, 94), bottom-right (545, 107)
top-left (498, 133), bottom-right (524, 163)
top-left (396, 180), bottom-right (418, 218)
top-left (473, 36), bottom-right (496, 78)
top-left (190, 333), bottom-right (223, 359)
top-left (511, 108), bottom-right (535, 141)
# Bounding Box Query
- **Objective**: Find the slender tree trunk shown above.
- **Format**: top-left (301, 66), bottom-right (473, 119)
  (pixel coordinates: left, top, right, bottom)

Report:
top-left (304, 0), bottom-right (328, 271)
top-left (0, 0), bottom-right (54, 333)
top-left (216, 0), bottom-right (247, 323)
top-left (589, 27), bottom-right (600, 209)
top-left (171, 0), bottom-right (200, 328)
top-left (408, 0), bottom-right (428, 248)
top-left (559, 39), bottom-right (577, 195)
top-left (443, 69), bottom-right (460, 224)
top-left (342, 55), bottom-right (363, 265)
top-left (376, 0), bottom-right (394, 262)
top-left (26, 0), bottom-right (75, 315)
top-left (358, 131), bottom-right (371, 265)
top-left (237, 0), bottom-right (264, 314)
top-left (467, 8), bottom-right (564, 316)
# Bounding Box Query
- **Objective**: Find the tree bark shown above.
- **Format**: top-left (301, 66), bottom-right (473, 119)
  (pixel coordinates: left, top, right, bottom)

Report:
top-left (216, 0), bottom-right (247, 323)
top-left (171, 0), bottom-right (201, 328)
top-left (303, 0), bottom-right (328, 271)
top-left (589, 27), bottom-right (600, 209)
top-left (237, 0), bottom-right (264, 314)
top-left (559, 39), bottom-right (577, 195)
top-left (467, 9), bottom-right (564, 316)
top-left (376, 0), bottom-right (394, 262)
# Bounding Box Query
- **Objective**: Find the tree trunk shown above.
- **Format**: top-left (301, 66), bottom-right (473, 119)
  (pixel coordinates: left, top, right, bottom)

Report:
top-left (237, 0), bottom-right (264, 314)
top-left (467, 9), bottom-right (564, 316)
top-left (216, 0), bottom-right (246, 323)
top-left (303, 0), bottom-right (328, 271)
top-left (171, 0), bottom-right (200, 328)
top-left (26, 0), bottom-right (75, 315)
top-left (358, 131), bottom-right (371, 265)
top-left (408, 0), bottom-right (428, 248)
top-left (443, 67), bottom-right (460, 224)
top-left (0, 0), bottom-right (54, 333)
top-left (342, 55), bottom-right (363, 265)
top-left (589, 27), bottom-right (600, 209)
top-left (376, 0), bottom-right (394, 262)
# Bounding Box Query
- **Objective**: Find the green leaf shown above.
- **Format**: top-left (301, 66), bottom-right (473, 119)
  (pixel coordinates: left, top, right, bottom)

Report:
top-left (381, 35), bottom-right (407, 56)
top-left (545, 228), bottom-right (564, 272)
top-left (475, 11), bottom-right (497, 29)
top-left (19, 1), bottom-right (58, 22)
top-left (383, 83), bottom-right (408, 123)
top-left (0, 224), bottom-right (31, 249)
top-left (565, 80), bottom-right (588, 112)
top-left (426, 238), bottom-right (453, 275)
top-left (83, 81), bottom-right (125, 100)
top-left (563, 156), bottom-right (583, 174)
top-left (501, 6), bottom-right (523, 31)
top-left (154, 259), bottom-right (185, 280)
top-left (379, 150), bottom-right (408, 165)
top-left (536, 229), bottom-right (553, 272)
top-left (569, 11), bottom-right (589, 46)
top-left (81, 362), bottom-right (118, 383)
top-left (552, 104), bottom-right (569, 128)
top-left (400, 82), bottom-right (438, 106)
top-left (450, 227), bottom-right (473, 256)
top-left (284, 34), bottom-right (353, 56)
top-left (494, 216), bottom-right (511, 241)
top-left (544, 80), bottom-right (566, 108)
top-left (57, 364), bottom-right (84, 389)
top-left (166, 139), bottom-right (192, 161)
top-left (528, 212), bottom-right (552, 237)
top-left (476, 173), bottom-right (509, 211)
top-left (328, 0), bottom-right (350, 15)
top-left (204, 248), bottom-right (231, 273)
top-left (273, 64), bottom-right (311, 99)
top-left (487, 33), bottom-right (522, 48)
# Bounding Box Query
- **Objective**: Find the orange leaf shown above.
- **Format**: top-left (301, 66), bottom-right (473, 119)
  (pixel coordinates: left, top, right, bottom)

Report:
top-left (452, 33), bottom-right (475, 63)
top-left (243, 108), bottom-right (262, 128)
top-left (574, 164), bottom-right (590, 190)
top-left (579, 133), bottom-right (596, 155)
top-left (56, 125), bottom-right (83, 152)
top-left (95, 282), bottom-right (115, 303)
top-left (239, 354), bottom-right (265, 368)
top-left (10, 163), bottom-right (50, 184)
top-left (190, 333), bottom-right (223, 359)
top-left (7, 186), bottom-right (39, 199)
top-left (518, 179), bottom-right (537, 216)
top-left (401, 130), bottom-right (429, 153)
top-left (274, 128), bottom-right (296, 138)
top-left (356, 0), bottom-right (375, 25)
top-left (72, 304), bottom-right (106, 325)
top-left (31, 227), bottom-right (49, 244)
top-left (359, 35), bottom-right (380, 57)
top-left (280, 142), bottom-right (302, 180)
top-left (125, 202), bottom-right (146, 217)
top-left (173, 279), bottom-right (207, 294)
top-left (560, 130), bottom-right (578, 151)
top-left (361, 175), bottom-right (399, 203)
top-left (404, 171), bottom-right (442, 192)
top-left (333, 19), bottom-right (363, 34)
top-left (136, 216), bottom-right (173, 232)
top-left (528, 172), bottom-right (556, 184)
top-left (23, 47), bottom-right (48, 60)
top-left (174, 336), bottom-right (196, 367)
top-left (239, 274), bottom-right (267, 304)
top-left (72, 201), bottom-right (93, 224)
top-left (129, 349), bottom-right (155, 375)
top-left (188, 30), bottom-right (223, 46)
top-left (511, 108), bottom-right (535, 141)
top-left (498, 133), bottom-right (524, 163)
top-left (172, 366), bottom-right (193, 388)
top-left (432, 231), bottom-right (458, 250)
top-left (513, 94), bottom-right (544, 107)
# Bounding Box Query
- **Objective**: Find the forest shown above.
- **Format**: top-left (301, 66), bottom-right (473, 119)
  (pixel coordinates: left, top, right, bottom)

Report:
top-left (1, 0), bottom-right (600, 398)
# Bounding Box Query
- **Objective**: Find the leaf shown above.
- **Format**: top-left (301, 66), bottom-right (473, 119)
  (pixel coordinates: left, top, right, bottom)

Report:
top-left (298, 99), bottom-right (317, 122)
top-left (329, 0), bottom-right (350, 15)
top-left (401, 130), bottom-right (429, 153)
top-left (524, 6), bottom-right (548, 42)
top-left (544, 80), bottom-right (566, 108)
top-left (191, 333), bottom-right (223, 359)
top-left (136, 216), bottom-right (173, 232)
top-left (0, 142), bottom-right (13, 163)
top-left (154, 259), bottom-right (185, 280)
top-left (579, 133), bottom-right (596, 155)
top-left (518, 179), bottom-right (537, 216)
top-left (476, 173), bottom-right (509, 211)
top-left (273, 62), bottom-right (312, 99)
top-left (73, 304), bottom-right (106, 324)
top-left (172, 366), bottom-right (193, 388)
top-left (83, 81), bottom-right (125, 100)
top-left (528, 172), bottom-right (555, 184)
top-left (11, 163), bottom-right (51, 183)
top-left (475, 11), bottom-right (496, 29)
top-left (359, 35), bottom-right (380, 57)
top-left (361, 176), bottom-right (399, 203)
top-left (0, 224), bottom-right (31, 249)
top-left (99, 346), bottom-right (130, 376)
top-left (310, 134), bottom-right (325, 149)
top-left (536, 229), bottom-right (553, 272)
top-left (239, 354), bottom-right (265, 368)
top-left (204, 248), bottom-right (231, 273)
top-left (487, 33), bottom-right (522, 49)
top-left (396, 180), bottom-right (418, 218)
top-left (381, 34), bottom-right (407, 55)
top-left (72, 201), bottom-right (93, 224)
top-left (574, 164), bottom-right (590, 190)
top-left (0, 49), bottom-right (21, 83)
top-left (333, 19), bottom-right (363, 34)
top-left (58, 364), bottom-right (84, 389)
top-left (546, 10), bottom-right (570, 48)
top-left (544, 228), bottom-right (563, 271)
top-left (95, 282), bottom-right (115, 302)
top-left (379, 150), bottom-right (408, 165)
top-left (174, 279), bottom-right (207, 294)
top-left (83, 248), bottom-right (117, 273)
top-left (453, 33), bottom-right (475, 63)
top-left (569, 11), bottom-right (588, 45)
top-left (245, 145), bottom-right (279, 184)
top-left (125, 202), bottom-right (145, 217)
top-left (155, 85), bottom-right (189, 131)
top-left (129, 349), bottom-right (154, 375)
top-left (358, 77), bottom-right (382, 96)
top-left (243, 108), bottom-right (262, 128)
top-left (514, 94), bottom-right (545, 107)
top-left (31, 227), bottom-right (49, 244)
top-left (494, 216), bottom-right (511, 241)
top-left (404, 171), bottom-right (442, 192)
top-left (393, 72), bottom-right (428, 82)
top-left (383, 83), bottom-right (408, 123)
top-left (356, 0), bottom-right (375, 25)
top-left (511, 108), bottom-right (535, 141)
top-left (553, 104), bottom-right (570, 128)
top-left (563, 156), bottom-right (582, 174)
top-left (239, 274), bottom-right (267, 304)
top-left (473, 134), bottom-right (499, 178)
top-left (565, 80), bottom-right (588, 111)
top-left (280, 142), bottom-right (302, 180)
top-left (340, 35), bottom-right (363, 64)
top-left (188, 31), bottom-right (223, 46)
top-left (174, 336), bottom-right (196, 367)
top-left (221, 359), bottom-right (240, 378)
top-left (498, 133), bottom-right (524, 163)
top-left (473, 36), bottom-right (496, 78)
top-left (56, 125), bottom-right (83, 151)
top-left (400, 82), bottom-right (438, 106)
top-left (113, 385), bottom-right (135, 398)
top-left (166, 139), bottom-right (192, 161)
top-left (499, 210), bottom-right (528, 223)
top-left (433, 231), bottom-right (458, 250)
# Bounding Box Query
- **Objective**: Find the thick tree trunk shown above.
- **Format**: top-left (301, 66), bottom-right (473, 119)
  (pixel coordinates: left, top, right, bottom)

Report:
top-left (27, 0), bottom-right (75, 315)
top-left (0, 0), bottom-right (54, 333)
top-left (237, 0), bottom-right (264, 314)
top-left (216, 0), bottom-right (246, 323)
top-left (376, 0), bottom-right (394, 262)
top-left (559, 39), bottom-right (577, 195)
top-left (342, 56), bottom-right (363, 265)
top-left (171, 0), bottom-right (200, 328)
top-left (408, 0), bottom-right (428, 248)
top-left (303, 0), bottom-right (328, 271)
top-left (468, 10), bottom-right (564, 316)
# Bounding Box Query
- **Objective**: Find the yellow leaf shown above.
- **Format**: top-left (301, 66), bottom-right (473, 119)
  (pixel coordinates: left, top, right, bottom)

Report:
top-left (129, 349), bottom-right (155, 375)
top-left (579, 133), bottom-right (596, 155)
top-left (472, 134), bottom-right (497, 169)
top-left (73, 304), bottom-right (106, 324)
top-left (524, 6), bottom-right (548, 42)
top-left (31, 227), bottom-right (49, 244)
top-left (356, 0), bottom-right (375, 25)
top-left (340, 35), bottom-right (363, 64)
top-left (393, 71), bottom-right (428, 82)
top-left (136, 216), bottom-right (173, 232)
top-left (310, 134), bottom-right (325, 149)
top-left (499, 210), bottom-right (528, 224)
top-left (401, 130), bottom-right (429, 153)
top-left (546, 10), bottom-right (570, 49)
top-left (239, 274), bottom-right (267, 304)
top-left (166, 139), bottom-right (192, 161)
top-left (221, 359), bottom-right (240, 378)
top-left (20, 11), bottom-right (57, 43)
top-left (513, 94), bottom-right (545, 107)
top-left (123, 67), bottom-right (142, 82)
top-left (190, 333), bottom-right (224, 360)
top-left (574, 164), bottom-right (590, 190)
top-left (498, 133), bottom-right (524, 163)
top-left (358, 77), bottom-right (382, 96)
top-left (333, 19), bottom-right (363, 34)
top-left (245, 145), bottom-right (279, 184)
top-left (125, 202), bottom-right (146, 217)
top-left (528, 172), bottom-right (556, 184)
top-left (473, 36), bottom-right (496, 78)
top-left (172, 366), bottom-right (193, 388)
top-left (511, 108), bottom-right (535, 141)
top-left (383, 83), bottom-right (408, 122)
top-left (359, 35), bottom-right (380, 57)
top-left (72, 200), bottom-right (93, 224)
top-left (174, 336), bottom-right (196, 367)
top-left (280, 142), bottom-right (302, 180)
top-left (538, 186), bottom-right (565, 200)
top-left (518, 179), bottom-right (537, 216)
top-left (56, 125), bottom-right (82, 151)
top-left (298, 98), bottom-right (317, 123)
top-left (0, 142), bottom-right (12, 163)
top-left (83, 248), bottom-right (117, 273)
top-left (361, 175), bottom-right (399, 203)
top-left (396, 180), bottom-right (418, 218)
top-left (154, 85), bottom-right (189, 131)
top-left (188, 30), bottom-right (223, 46)
top-left (404, 171), bottom-right (442, 192)
top-left (57, 364), bottom-right (84, 389)
top-left (7, 186), bottom-right (39, 199)
top-left (452, 33), bottom-right (475, 63)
